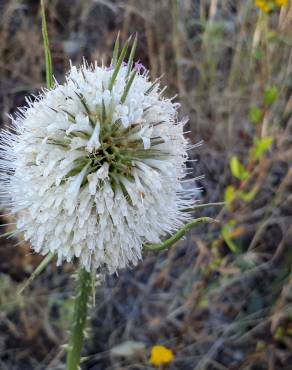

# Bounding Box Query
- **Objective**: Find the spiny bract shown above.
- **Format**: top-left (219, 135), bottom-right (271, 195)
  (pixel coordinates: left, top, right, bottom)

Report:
top-left (0, 39), bottom-right (195, 273)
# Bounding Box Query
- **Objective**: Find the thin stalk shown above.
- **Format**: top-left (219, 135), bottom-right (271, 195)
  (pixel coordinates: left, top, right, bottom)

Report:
top-left (66, 268), bottom-right (92, 370)
top-left (181, 202), bottom-right (225, 212)
top-left (144, 217), bottom-right (218, 252)
top-left (18, 253), bottom-right (54, 294)
top-left (40, 0), bottom-right (53, 89)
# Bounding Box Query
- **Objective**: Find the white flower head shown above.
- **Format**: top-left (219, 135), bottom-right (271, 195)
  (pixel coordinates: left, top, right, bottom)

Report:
top-left (0, 38), bottom-right (196, 273)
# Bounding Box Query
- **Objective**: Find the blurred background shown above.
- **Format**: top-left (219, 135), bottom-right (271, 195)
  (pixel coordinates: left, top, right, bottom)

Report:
top-left (0, 0), bottom-right (292, 369)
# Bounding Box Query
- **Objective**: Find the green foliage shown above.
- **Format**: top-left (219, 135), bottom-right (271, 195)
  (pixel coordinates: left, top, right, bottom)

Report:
top-left (121, 69), bottom-right (137, 103)
top-left (209, 257), bottom-right (223, 270)
top-left (224, 185), bottom-right (236, 208)
top-left (112, 31), bottom-right (120, 66)
top-left (238, 187), bottom-right (258, 202)
top-left (204, 21), bottom-right (225, 44)
top-left (229, 156), bottom-right (249, 181)
top-left (221, 220), bottom-right (239, 253)
top-left (252, 45), bottom-right (264, 60)
top-left (248, 106), bottom-right (263, 124)
top-left (256, 341), bottom-right (266, 351)
top-left (108, 35), bottom-right (140, 103)
top-left (108, 38), bottom-right (130, 91)
top-left (264, 85), bottom-right (279, 106)
top-left (126, 33), bottom-right (138, 77)
top-left (266, 30), bottom-right (277, 42)
top-left (274, 326), bottom-right (285, 341)
top-left (249, 137), bottom-right (273, 161)
top-left (198, 297), bottom-right (209, 308)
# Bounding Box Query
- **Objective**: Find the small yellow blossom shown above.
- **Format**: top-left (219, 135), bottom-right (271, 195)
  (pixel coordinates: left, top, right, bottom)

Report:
top-left (150, 345), bottom-right (174, 367)
top-left (255, 0), bottom-right (273, 12)
top-left (255, 0), bottom-right (289, 12)
top-left (276, 0), bottom-right (288, 5)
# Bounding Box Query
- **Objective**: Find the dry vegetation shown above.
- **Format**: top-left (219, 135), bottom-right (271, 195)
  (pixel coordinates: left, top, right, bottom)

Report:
top-left (0, 0), bottom-right (292, 369)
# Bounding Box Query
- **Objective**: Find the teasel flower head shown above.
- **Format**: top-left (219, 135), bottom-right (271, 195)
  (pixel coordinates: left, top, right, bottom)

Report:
top-left (0, 37), bottom-right (196, 273)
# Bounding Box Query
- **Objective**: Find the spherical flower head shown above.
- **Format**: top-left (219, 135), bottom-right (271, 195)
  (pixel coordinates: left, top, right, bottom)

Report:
top-left (0, 40), bottom-right (195, 273)
top-left (150, 345), bottom-right (174, 366)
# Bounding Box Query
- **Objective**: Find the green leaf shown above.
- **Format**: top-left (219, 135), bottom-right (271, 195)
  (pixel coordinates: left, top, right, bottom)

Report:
top-left (264, 86), bottom-right (279, 106)
top-left (221, 221), bottom-right (238, 253)
top-left (41, 0), bottom-right (53, 89)
top-left (75, 92), bottom-right (95, 127)
top-left (256, 341), bottom-right (266, 351)
top-left (238, 186), bottom-right (258, 203)
top-left (274, 327), bottom-right (285, 341)
top-left (126, 33), bottom-right (138, 77)
top-left (112, 31), bottom-right (120, 66)
top-left (224, 185), bottom-right (236, 207)
top-left (229, 156), bottom-right (249, 181)
top-left (108, 37), bottom-right (131, 91)
top-left (248, 106), bottom-right (263, 125)
top-left (120, 69), bottom-right (137, 103)
top-left (249, 136), bottom-right (273, 161)
top-left (198, 297), bottom-right (209, 308)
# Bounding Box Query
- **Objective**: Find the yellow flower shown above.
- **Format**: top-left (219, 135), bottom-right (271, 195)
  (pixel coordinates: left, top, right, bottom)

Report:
top-left (276, 0), bottom-right (288, 6)
top-left (150, 345), bottom-right (174, 366)
top-left (255, 0), bottom-right (289, 12)
top-left (255, 0), bottom-right (272, 12)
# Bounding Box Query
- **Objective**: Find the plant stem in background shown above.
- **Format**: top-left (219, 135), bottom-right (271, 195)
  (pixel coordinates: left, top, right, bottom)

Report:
top-left (41, 0), bottom-right (53, 89)
top-left (144, 217), bottom-right (218, 252)
top-left (66, 268), bottom-right (92, 370)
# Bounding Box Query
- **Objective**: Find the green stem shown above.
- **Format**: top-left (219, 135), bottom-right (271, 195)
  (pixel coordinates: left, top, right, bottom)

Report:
top-left (66, 268), bottom-right (92, 370)
top-left (144, 217), bottom-right (218, 252)
top-left (40, 0), bottom-right (53, 89)
top-left (18, 253), bottom-right (54, 294)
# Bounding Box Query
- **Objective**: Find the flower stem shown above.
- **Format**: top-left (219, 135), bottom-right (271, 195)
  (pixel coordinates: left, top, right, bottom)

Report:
top-left (66, 268), bottom-right (92, 370)
top-left (144, 217), bottom-right (218, 252)
top-left (40, 0), bottom-right (53, 89)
